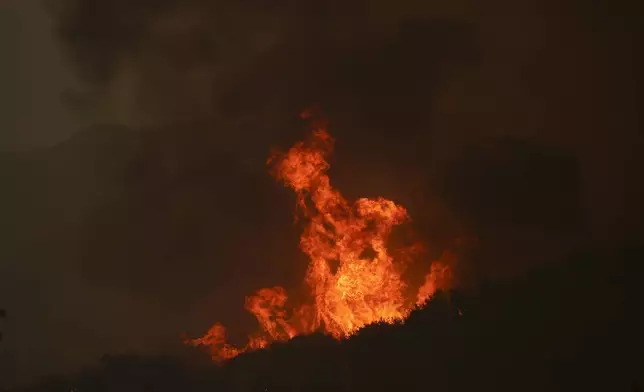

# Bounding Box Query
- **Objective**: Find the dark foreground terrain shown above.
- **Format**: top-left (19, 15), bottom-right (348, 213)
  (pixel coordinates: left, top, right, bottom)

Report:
top-left (10, 241), bottom-right (643, 392)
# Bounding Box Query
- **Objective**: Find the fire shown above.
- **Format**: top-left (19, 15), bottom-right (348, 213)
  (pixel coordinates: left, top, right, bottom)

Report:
top-left (416, 251), bottom-right (454, 306)
top-left (188, 113), bottom-right (452, 361)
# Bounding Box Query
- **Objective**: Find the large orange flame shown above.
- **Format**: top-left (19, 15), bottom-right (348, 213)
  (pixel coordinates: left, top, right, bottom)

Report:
top-left (188, 114), bottom-right (452, 361)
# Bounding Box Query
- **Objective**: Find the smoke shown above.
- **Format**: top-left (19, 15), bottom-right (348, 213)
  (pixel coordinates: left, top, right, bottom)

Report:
top-left (1, 0), bottom-right (641, 386)
top-left (43, 0), bottom-right (481, 303)
top-left (44, 0), bottom-right (477, 165)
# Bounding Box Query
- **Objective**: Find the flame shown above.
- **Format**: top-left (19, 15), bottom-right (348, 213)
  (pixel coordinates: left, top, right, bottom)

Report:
top-left (416, 250), bottom-right (455, 306)
top-left (189, 113), bottom-right (452, 361)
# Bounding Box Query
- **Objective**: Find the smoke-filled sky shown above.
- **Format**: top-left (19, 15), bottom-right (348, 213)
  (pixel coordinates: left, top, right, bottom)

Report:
top-left (1, 0), bottom-right (642, 387)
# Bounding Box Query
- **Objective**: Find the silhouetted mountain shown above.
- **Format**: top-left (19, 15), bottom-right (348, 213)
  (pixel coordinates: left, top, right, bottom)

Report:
top-left (15, 240), bottom-right (643, 392)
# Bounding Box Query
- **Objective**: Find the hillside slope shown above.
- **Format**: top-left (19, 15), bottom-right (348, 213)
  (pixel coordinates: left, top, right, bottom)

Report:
top-left (15, 241), bottom-right (643, 392)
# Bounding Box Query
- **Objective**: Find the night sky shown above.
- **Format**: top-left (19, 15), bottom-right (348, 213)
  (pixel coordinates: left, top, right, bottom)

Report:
top-left (1, 0), bottom-right (642, 387)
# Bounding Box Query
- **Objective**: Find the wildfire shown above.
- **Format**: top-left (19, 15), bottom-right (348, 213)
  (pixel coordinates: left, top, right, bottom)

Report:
top-left (188, 113), bottom-right (452, 361)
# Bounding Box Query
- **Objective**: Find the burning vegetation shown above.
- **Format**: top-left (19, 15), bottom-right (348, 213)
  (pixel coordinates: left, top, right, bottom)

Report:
top-left (187, 112), bottom-right (452, 361)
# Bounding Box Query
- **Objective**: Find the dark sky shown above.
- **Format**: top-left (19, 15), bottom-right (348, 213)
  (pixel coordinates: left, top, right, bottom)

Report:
top-left (1, 0), bottom-right (642, 387)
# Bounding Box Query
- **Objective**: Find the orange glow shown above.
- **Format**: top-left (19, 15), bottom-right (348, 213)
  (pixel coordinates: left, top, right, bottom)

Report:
top-left (416, 250), bottom-right (455, 306)
top-left (188, 113), bottom-right (452, 361)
